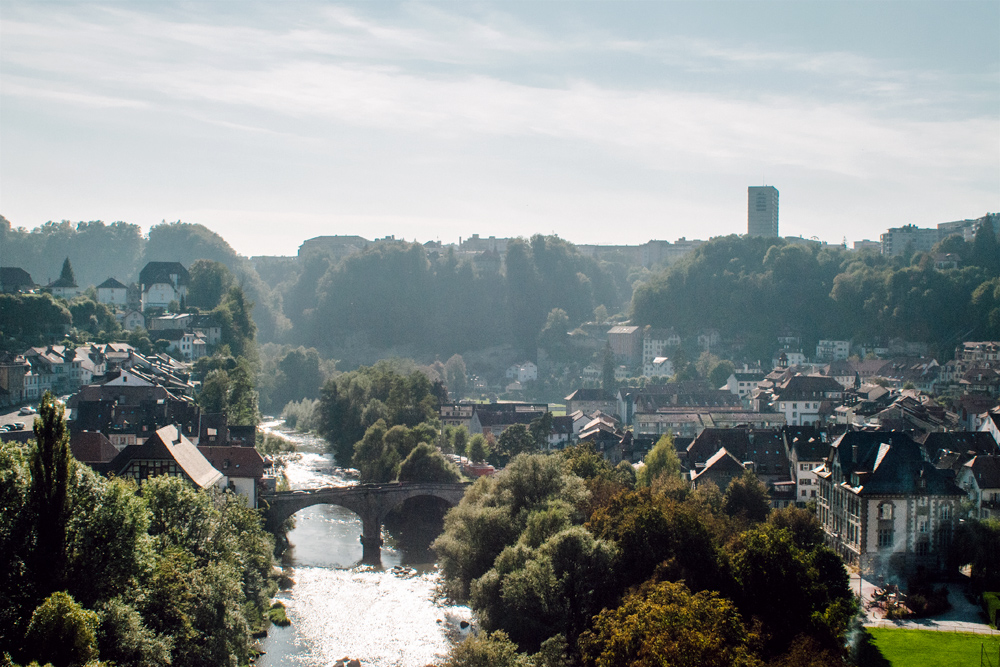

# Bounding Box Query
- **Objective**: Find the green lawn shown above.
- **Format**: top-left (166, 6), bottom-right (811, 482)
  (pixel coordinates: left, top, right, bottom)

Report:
top-left (865, 628), bottom-right (1000, 667)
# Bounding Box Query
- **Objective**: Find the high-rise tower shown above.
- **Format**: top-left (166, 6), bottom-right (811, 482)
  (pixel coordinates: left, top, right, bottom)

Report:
top-left (748, 186), bottom-right (779, 237)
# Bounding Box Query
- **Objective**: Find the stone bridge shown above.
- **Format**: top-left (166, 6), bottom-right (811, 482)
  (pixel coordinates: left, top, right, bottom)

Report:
top-left (260, 482), bottom-right (470, 563)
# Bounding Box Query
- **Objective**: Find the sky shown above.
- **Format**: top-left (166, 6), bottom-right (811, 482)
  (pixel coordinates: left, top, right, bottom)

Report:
top-left (1, 1), bottom-right (997, 257)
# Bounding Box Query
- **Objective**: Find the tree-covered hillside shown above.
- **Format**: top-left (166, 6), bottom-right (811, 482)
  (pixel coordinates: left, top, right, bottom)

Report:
top-left (631, 227), bottom-right (1000, 361)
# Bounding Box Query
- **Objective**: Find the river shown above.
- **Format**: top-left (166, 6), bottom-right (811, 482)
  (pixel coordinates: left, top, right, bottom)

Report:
top-left (256, 421), bottom-right (471, 667)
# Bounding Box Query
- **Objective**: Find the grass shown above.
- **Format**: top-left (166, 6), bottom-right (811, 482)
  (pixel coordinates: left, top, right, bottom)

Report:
top-left (865, 627), bottom-right (1000, 667)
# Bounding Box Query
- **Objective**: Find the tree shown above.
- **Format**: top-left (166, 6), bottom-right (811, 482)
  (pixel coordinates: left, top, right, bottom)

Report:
top-left (29, 392), bottom-right (73, 595)
top-left (601, 343), bottom-right (616, 393)
top-left (579, 581), bottom-right (762, 667)
top-left (723, 470), bottom-right (771, 525)
top-left (453, 427), bottom-right (469, 458)
top-left (445, 354), bottom-right (469, 399)
top-left (59, 257), bottom-right (76, 285)
top-left (494, 424), bottom-right (537, 465)
top-left (22, 591), bottom-right (99, 667)
top-left (187, 259), bottom-right (234, 310)
top-left (443, 630), bottom-right (531, 667)
top-left (467, 434), bottom-right (488, 464)
top-left (398, 442), bottom-right (461, 483)
top-left (636, 433), bottom-right (681, 487)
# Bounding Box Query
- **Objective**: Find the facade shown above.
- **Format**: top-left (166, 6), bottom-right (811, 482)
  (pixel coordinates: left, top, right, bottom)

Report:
top-left (771, 374), bottom-right (844, 426)
top-left (108, 424), bottom-right (224, 490)
top-left (726, 371), bottom-right (764, 399)
top-left (96, 277), bottom-right (129, 307)
top-left (563, 389), bottom-right (616, 416)
top-left (816, 340), bottom-right (850, 362)
top-left (880, 224), bottom-right (940, 256)
top-left (139, 261), bottom-right (189, 310)
top-left (815, 431), bottom-right (964, 576)
top-left (607, 326), bottom-right (642, 364)
top-left (956, 455), bottom-right (1000, 520)
top-left (0, 267), bottom-right (35, 293)
top-left (748, 186), bottom-right (779, 238)
top-left (643, 356), bottom-right (674, 379)
top-left (642, 328), bottom-right (681, 366)
top-left (47, 276), bottom-right (80, 300)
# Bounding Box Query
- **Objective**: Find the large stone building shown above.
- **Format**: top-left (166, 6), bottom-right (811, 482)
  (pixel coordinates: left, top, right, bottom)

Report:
top-left (815, 431), bottom-right (964, 577)
top-left (748, 186), bottom-right (779, 238)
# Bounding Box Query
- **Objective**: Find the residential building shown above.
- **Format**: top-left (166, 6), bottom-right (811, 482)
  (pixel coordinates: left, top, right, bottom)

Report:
top-left (0, 267), bottom-right (35, 293)
top-left (748, 186), bottom-right (779, 238)
top-left (956, 455), bottom-right (1000, 520)
top-left (770, 374), bottom-right (845, 426)
top-left (642, 328), bottom-right (681, 366)
top-left (783, 426), bottom-right (837, 505)
top-left (47, 275), bottom-right (79, 300)
top-left (116, 309), bottom-right (145, 331)
top-left (139, 261), bottom-right (189, 310)
top-left (0, 353), bottom-right (30, 407)
top-left (96, 277), bottom-right (129, 307)
top-left (505, 362), bottom-right (538, 383)
top-left (198, 445), bottom-right (266, 507)
top-left (816, 340), bottom-right (850, 362)
top-left (691, 448), bottom-right (747, 491)
top-left (107, 424), bottom-right (224, 490)
top-left (725, 370), bottom-right (764, 399)
top-left (815, 431), bottom-right (964, 576)
top-left (563, 389), bottom-right (616, 416)
top-left (880, 224), bottom-right (940, 256)
top-left (643, 357), bottom-right (674, 379)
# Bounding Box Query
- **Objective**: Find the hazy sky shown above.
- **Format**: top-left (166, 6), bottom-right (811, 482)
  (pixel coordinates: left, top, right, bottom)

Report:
top-left (1, 1), bottom-right (997, 257)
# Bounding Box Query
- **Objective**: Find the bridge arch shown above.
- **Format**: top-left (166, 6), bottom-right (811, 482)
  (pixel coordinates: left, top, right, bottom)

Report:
top-left (262, 482), bottom-right (469, 564)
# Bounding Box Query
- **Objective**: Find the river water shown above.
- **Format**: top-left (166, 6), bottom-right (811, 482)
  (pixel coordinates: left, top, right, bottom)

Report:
top-left (256, 421), bottom-right (471, 667)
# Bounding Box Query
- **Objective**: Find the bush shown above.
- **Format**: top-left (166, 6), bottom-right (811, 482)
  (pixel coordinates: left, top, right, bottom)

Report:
top-left (984, 592), bottom-right (1000, 628)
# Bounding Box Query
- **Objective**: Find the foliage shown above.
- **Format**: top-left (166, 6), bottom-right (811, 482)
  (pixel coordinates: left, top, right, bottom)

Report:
top-left (196, 356), bottom-right (259, 427)
top-left (723, 470), bottom-right (772, 526)
top-left (443, 630), bottom-right (532, 667)
top-left (467, 434), bottom-right (489, 464)
top-left (983, 592), bottom-right (999, 628)
top-left (635, 433), bottom-right (681, 487)
top-left (0, 293), bottom-right (73, 352)
top-left (317, 360), bottom-right (441, 465)
top-left (0, 422), bottom-right (276, 666)
top-left (471, 526), bottom-right (617, 651)
top-left (586, 488), bottom-right (722, 593)
top-left (23, 591), bottom-right (99, 667)
top-left (492, 424), bottom-right (538, 467)
top-left (632, 232), bottom-right (1000, 359)
top-left (398, 442), bottom-right (461, 483)
top-left (29, 393), bottom-right (73, 596)
top-left (950, 518), bottom-right (1000, 591)
top-left (578, 581), bottom-right (763, 667)
top-left (280, 398), bottom-right (321, 432)
top-left (187, 259), bottom-right (234, 310)
top-left (433, 454), bottom-right (589, 600)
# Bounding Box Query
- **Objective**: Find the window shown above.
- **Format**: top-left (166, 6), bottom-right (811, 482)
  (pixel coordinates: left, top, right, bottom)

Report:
top-left (940, 505), bottom-right (952, 521)
top-left (916, 541), bottom-right (929, 556)
top-left (811, 490), bottom-right (816, 498)
top-left (878, 526), bottom-right (894, 548)
top-left (878, 503), bottom-right (894, 520)
top-left (918, 519), bottom-right (928, 534)
top-left (802, 490), bottom-right (808, 497)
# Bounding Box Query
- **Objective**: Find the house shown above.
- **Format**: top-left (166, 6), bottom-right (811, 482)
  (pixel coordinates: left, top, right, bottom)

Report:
top-left (47, 275), bottom-right (80, 300)
top-left (814, 430), bottom-right (964, 577)
top-left (691, 448), bottom-right (747, 491)
top-left (96, 277), bottom-right (129, 307)
top-left (439, 403), bottom-right (476, 429)
top-left (726, 370), bottom-right (765, 399)
top-left (116, 309), bottom-right (145, 331)
top-left (107, 424), bottom-right (224, 490)
top-left (505, 362), bottom-right (538, 383)
top-left (548, 416), bottom-right (575, 449)
top-left (770, 374), bottom-right (844, 426)
top-left (467, 403), bottom-right (549, 438)
top-left (0, 267), bottom-right (35, 293)
top-left (563, 389), bottom-right (616, 416)
top-left (642, 328), bottom-right (681, 366)
top-left (139, 261), bottom-right (190, 310)
top-left (697, 329), bottom-right (721, 351)
top-left (0, 353), bottom-right (30, 407)
top-left (783, 425), bottom-right (837, 505)
top-left (956, 455), bottom-right (1000, 520)
top-left (69, 431), bottom-right (120, 468)
top-left (816, 340), bottom-right (851, 362)
top-left (772, 350), bottom-right (807, 368)
top-left (643, 356), bottom-right (674, 379)
top-left (198, 446), bottom-right (266, 507)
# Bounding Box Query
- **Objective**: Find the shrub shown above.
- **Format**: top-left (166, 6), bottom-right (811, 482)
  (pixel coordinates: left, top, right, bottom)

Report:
top-left (984, 592), bottom-right (1000, 628)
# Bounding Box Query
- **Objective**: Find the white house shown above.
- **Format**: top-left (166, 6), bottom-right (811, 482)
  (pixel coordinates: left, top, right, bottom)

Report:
top-left (816, 340), bottom-right (851, 362)
top-left (643, 356), bottom-right (674, 379)
top-left (506, 362), bottom-right (538, 383)
top-left (139, 262), bottom-right (189, 310)
top-left (96, 277), bottom-right (129, 307)
top-left (956, 455), bottom-right (1000, 520)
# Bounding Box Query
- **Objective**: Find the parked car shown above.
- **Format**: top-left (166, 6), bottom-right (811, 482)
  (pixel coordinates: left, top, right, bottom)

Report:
top-left (0, 425), bottom-right (13, 432)
top-left (13, 422), bottom-right (26, 430)
top-left (18, 406), bottom-right (35, 415)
